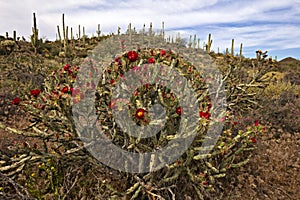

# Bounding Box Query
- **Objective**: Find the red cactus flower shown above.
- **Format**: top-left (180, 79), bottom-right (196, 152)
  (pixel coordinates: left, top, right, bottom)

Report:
top-left (160, 49), bottom-right (166, 56)
top-left (254, 120), bottom-right (259, 126)
top-left (135, 108), bottom-right (145, 119)
top-left (250, 137), bottom-right (257, 144)
top-left (30, 89), bottom-right (41, 97)
top-left (127, 51), bottom-right (139, 62)
top-left (12, 97), bottom-right (20, 105)
top-left (148, 57), bottom-right (155, 63)
top-left (63, 64), bottom-right (71, 71)
top-left (199, 111), bottom-right (211, 119)
top-left (61, 86), bottom-right (69, 93)
top-left (176, 107), bottom-right (182, 115)
top-left (110, 79), bottom-right (115, 84)
top-left (70, 87), bottom-right (74, 94)
top-left (233, 121), bottom-right (238, 125)
top-left (134, 90), bottom-right (139, 96)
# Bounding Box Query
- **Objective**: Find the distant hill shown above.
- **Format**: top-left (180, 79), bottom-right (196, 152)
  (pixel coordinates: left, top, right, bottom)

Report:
top-left (277, 57), bottom-right (300, 85)
top-left (279, 57), bottom-right (299, 63)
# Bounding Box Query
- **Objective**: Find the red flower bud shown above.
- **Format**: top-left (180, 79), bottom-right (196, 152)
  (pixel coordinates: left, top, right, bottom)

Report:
top-left (12, 97), bottom-right (20, 105)
top-left (250, 137), bottom-right (257, 144)
top-left (61, 86), bottom-right (69, 93)
top-left (30, 89), bottom-right (41, 97)
top-left (63, 64), bottom-right (71, 71)
top-left (199, 111), bottom-right (211, 119)
top-left (160, 49), bottom-right (166, 56)
top-left (176, 107), bottom-right (182, 115)
top-left (109, 99), bottom-right (117, 109)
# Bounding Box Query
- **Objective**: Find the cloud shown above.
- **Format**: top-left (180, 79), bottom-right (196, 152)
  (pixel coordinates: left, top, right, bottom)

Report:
top-left (0, 0), bottom-right (299, 59)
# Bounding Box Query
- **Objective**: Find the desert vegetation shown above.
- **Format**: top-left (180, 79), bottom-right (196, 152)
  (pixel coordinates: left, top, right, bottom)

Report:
top-left (0, 13), bottom-right (299, 199)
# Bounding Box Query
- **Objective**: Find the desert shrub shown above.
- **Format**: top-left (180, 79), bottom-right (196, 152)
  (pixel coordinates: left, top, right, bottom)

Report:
top-left (0, 35), bottom-right (273, 199)
top-left (284, 71), bottom-right (300, 85)
top-left (258, 81), bottom-right (300, 133)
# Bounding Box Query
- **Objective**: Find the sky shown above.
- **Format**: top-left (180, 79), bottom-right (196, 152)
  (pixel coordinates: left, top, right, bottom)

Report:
top-left (1, 0), bottom-right (300, 60)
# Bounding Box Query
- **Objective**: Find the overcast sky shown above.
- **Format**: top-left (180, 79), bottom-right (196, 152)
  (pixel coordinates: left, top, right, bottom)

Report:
top-left (1, 0), bottom-right (300, 60)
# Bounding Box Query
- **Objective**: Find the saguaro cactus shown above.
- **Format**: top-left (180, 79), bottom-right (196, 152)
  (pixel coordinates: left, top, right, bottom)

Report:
top-left (161, 21), bottom-right (165, 38)
top-left (62, 14), bottom-right (69, 55)
top-left (13, 31), bottom-right (16, 41)
top-left (193, 34), bottom-right (197, 49)
top-left (188, 35), bottom-right (192, 48)
top-left (149, 22), bottom-right (153, 36)
top-left (240, 43), bottom-right (243, 62)
top-left (226, 48), bottom-right (229, 55)
top-left (117, 27), bottom-right (121, 35)
top-left (206, 33), bottom-right (212, 53)
top-left (78, 24), bottom-right (81, 39)
top-left (31, 13), bottom-right (39, 54)
top-left (231, 39), bottom-right (234, 56)
top-left (82, 26), bottom-right (86, 44)
top-left (97, 24), bottom-right (101, 39)
top-left (57, 26), bottom-right (62, 42)
top-left (56, 13), bottom-right (70, 57)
